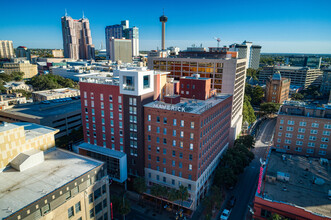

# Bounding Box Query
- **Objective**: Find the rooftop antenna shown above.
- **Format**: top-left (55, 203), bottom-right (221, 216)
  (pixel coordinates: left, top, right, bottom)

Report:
top-left (82, 10), bottom-right (85, 19)
top-left (214, 37), bottom-right (221, 47)
top-left (65, 8), bottom-right (68, 17)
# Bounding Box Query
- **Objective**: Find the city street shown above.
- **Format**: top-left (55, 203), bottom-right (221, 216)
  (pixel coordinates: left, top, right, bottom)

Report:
top-left (227, 118), bottom-right (276, 220)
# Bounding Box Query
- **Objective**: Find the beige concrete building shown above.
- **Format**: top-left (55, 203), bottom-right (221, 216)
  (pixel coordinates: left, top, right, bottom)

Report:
top-left (274, 101), bottom-right (331, 159)
top-left (32, 88), bottom-right (80, 102)
top-left (0, 40), bottom-right (14, 59)
top-left (1, 60), bottom-right (38, 79)
top-left (0, 123), bottom-right (110, 220)
top-left (108, 37), bottom-right (132, 63)
top-left (4, 81), bottom-right (33, 92)
top-left (52, 49), bottom-right (64, 58)
top-left (265, 72), bottom-right (290, 104)
top-left (149, 57), bottom-right (247, 142)
top-left (0, 122), bottom-right (58, 170)
top-left (259, 66), bottom-right (323, 89)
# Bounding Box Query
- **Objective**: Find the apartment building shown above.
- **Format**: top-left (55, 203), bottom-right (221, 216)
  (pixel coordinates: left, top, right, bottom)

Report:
top-left (0, 122), bottom-right (110, 220)
top-left (149, 56), bottom-right (246, 141)
top-left (79, 68), bottom-right (169, 178)
top-left (0, 40), bottom-right (14, 59)
top-left (144, 77), bottom-right (232, 211)
top-left (229, 40), bottom-right (262, 69)
top-left (259, 66), bottom-right (323, 89)
top-left (265, 72), bottom-right (290, 103)
top-left (274, 101), bottom-right (331, 159)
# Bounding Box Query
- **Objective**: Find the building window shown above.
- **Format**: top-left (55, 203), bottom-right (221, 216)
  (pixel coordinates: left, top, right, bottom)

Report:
top-left (89, 193), bottom-right (93, 203)
top-left (279, 126), bottom-right (283, 130)
top-left (180, 131), bottom-right (184, 138)
top-left (173, 119), bottom-right (177, 126)
top-left (68, 206), bottom-right (74, 218)
top-left (90, 209), bottom-right (95, 218)
top-left (172, 150), bottom-right (176, 157)
top-left (280, 119), bottom-right (284, 124)
top-left (324, 124), bottom-right (331, 129)
top-left (148, 115), bottom-right (151, 121)
top-left (191, 122), bottom-right (194, 129)
top-left (295, 147), bottom-right (302, 152)
top-left (296, 141), bottom-right (303, 146)
top-left (299, 121), bottom-right (306, 126)
top-left (189, 164), bottom-right (192, 171)
top-left (163, 138), bottom-right (167, 144)
top-left (180, 120), bottom-right (184, 127)
top-left (75, 202), bottom-right (81, 213)
top-left (190, 143), bottom-right (193, 150)
top-left (172, 179), bottom-right (175, 185)
top-left (287, 120), bottom-right (294, 125)
top-left (163, 148), bottom-right (167, 154)
top-left (148, 125), bottom-right (151, 132)
top-left (119, 105), bottom-right (122, 111)
top-left (261, 209), bottom-right (271, 218)
top-left (118, 96), bottom-right (122, 103)
top-left (308, 142), bottom-right (315, 147)
top-left (319, 150), bottom-right (326, 155)
top-left (163, 168), bottom-right (166, 173)
top-left (323, 131), bottom-right (330, 136)
top-left (322, 137), bottom-right (329, 142)
top-left (173, 140), bottom-right (176, 146)
top-left (286, 127), bottom-right (293, 131)
top-left (163, 158), bottom-right (166, 164)
top-left (297, 134), bottom-right (304, 139)
top-left (156, 156), bottom-right (160, 162)
top-left (307, 149), bottom-right (314, 154)
top-left (190, 133), bottom-right (194, 140)
top-left (189, 154), bottom-right (193, 161)
top-left (163, 128), bottom-right (167, 135)
top-left (312, 123), bottom-right (319, 128)
top-left (148, 154), bottom-right (151, 160)
top-left (164, 117), bottom-right (167, 124)
top-left (179, 152), bottom-right (183, 158)
top-left (110, 103), bottom-right (113, 110)
top-left (157, 116), bottom-right (160, 123)
top-left (285, 139), bottom-right (291, 144)
top-left (309, 136), bottom-right (316, 141)
top-left (179, 162), bottom-right (182, 168)
top-left (310, 129), bottom-right (318, 134)
top-left (143, 75), bottom-right (150, 88)
top-left (320, 144), bottom-right (328, 149)
top-left (173, 129), bottom-right (176, 136)
top-left (298, 128), bottom-right (306, 133)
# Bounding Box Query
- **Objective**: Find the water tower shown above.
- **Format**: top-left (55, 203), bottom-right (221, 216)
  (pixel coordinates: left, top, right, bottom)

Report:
top-left (159, 12), bottom-right (168, 51)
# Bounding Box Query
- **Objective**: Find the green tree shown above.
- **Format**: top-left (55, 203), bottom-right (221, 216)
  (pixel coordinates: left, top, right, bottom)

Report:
top-left (260, 102), bottom-right (281, 116)
top-left (235, 135), bottom-right (255, 149)
top-left (167, 188), bottom-right (179, 212)
top-left (178, 185), bottom-right (189, 208)
top-left (28, 74), bottom-right (78, 91)
top-left (11, 72), bottom-right (24, 81)
top-left (243, 95), bottom-right (256, 125)
top-left (291, 93), bottom-right (304, 100)
top-left (252, 85), bottom-right (264, 105)
top-left (119, 197), bottom-right (131, 220)
top-left (246, 68), bottom-right (258, 80)
top-left (150, 184), bottom-right (162, 209)
top-left (133, 177), bottom-right (147, 194)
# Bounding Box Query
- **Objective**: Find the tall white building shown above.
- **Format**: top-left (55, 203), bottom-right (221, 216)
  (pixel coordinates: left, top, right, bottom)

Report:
top-left (105, 20), bottom-right (139, 60)
top-left (229, 40), bottom-right (261, 69)
top-left (0, 40), bottom-right (15, 59)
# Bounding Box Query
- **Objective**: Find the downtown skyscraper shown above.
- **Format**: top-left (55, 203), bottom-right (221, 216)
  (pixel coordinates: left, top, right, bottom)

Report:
top-left (61, 15), bottom-right (95, 60)
top-left (105, 20), bottom-right (139, 60)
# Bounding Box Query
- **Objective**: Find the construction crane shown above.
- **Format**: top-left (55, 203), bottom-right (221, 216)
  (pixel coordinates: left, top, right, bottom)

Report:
top-left (214, 37), bottom-right (221, 47)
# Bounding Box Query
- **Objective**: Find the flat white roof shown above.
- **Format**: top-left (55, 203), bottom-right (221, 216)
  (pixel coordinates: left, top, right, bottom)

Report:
top-left (0, 148), bottom-right (103, 219)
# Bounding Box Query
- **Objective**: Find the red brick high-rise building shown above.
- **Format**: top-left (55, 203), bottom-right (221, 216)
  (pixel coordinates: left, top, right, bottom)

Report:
top-left (144, 76), bottom-right (232, 211)
top-left (78, 68), bottom-right (170, 181)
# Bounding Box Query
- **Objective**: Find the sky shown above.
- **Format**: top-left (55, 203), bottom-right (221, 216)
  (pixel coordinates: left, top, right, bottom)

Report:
top-left (1, 0), bottom-right (331, 53)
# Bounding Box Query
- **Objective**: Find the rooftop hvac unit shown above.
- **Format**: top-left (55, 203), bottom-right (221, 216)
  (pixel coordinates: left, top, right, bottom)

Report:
top-left (277, 172), bottom-right (290, 182)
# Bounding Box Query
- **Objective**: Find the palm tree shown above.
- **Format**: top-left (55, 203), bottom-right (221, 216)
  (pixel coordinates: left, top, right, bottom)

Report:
top-left (167, 188), bottom-right (179, 212)
top-left (178, 185), bottom-right (189, 211)
top-left (150, 184), bottom-right (162, 210)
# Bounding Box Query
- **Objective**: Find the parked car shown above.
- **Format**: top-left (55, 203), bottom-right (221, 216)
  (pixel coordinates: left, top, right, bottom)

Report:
top-left (220, 209), bottom-right (231, 220)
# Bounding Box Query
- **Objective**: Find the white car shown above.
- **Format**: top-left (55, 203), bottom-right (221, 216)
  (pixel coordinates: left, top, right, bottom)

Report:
top-left (220, 209), bottom-right (231, 220)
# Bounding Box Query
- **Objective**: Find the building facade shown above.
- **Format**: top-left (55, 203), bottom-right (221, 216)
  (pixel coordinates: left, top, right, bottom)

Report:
top-left (0, 40), bottom-right (14, 59)
top-left (274, 101), bottom-right (331, 159)
top-left (105, 20), bottom-right (139, 59)
top-left (144, 79), bottom-right (232, 210)
top-left (52, 49), bottom-right (64, 58)
top-left (265, 72), bottom-right (290, 103)
top-left (229, 40), bottom-right (261, 69)
top-left (149, 57), bottom-right (247, 141)
top-left (259, 66), bottom-right (323, 89)
top-left (61, 15), bottom-right (95, 60)
top-left (79, 68), bottom-right (163, 178)
top-left (108, 38), bottom-right (132, 63)
top-left (15, 46), bottom-right (31, 61)
top-left (320, 67), bottom-right (331, 96)
top-left (0, 100), bottom-right (81, 138)
top-left (286, 55), bottom-right (322, 69)
top-left (1, 60), bottom-right (38, 79)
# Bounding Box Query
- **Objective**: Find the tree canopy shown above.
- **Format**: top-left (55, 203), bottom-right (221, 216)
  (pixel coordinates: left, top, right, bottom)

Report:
top-left (0, 71), bottom-right (24, 82)
top-left (291, 93), bottom-right (304, 100)
top-left (27, 74), bottom-right (78, 91)
top-left (243, 95), bottom-right (256, 126)
top-left (260, 102), bottom-right (281, 116)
